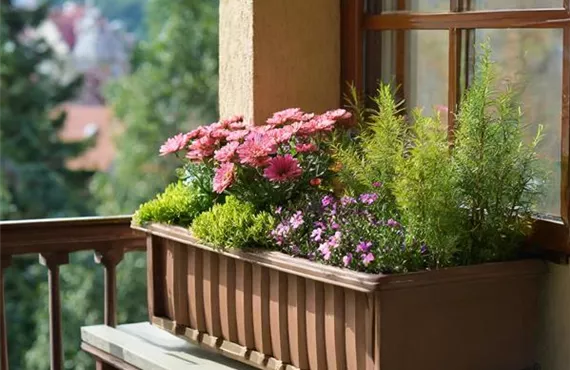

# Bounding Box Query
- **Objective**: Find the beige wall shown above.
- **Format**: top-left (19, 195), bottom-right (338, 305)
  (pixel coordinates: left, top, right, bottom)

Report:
top-left (538, 262), bottom-right (570, 370)
top-left (219, 0), bottom-right (340, 123)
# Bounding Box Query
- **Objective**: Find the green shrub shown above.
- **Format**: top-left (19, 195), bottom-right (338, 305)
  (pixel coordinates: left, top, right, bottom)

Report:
top-left (191, 196), bottom-right (275, 249)
top-left (334, 42), bottom-right (545, 268)
top-left (335, 83), bottom-right (407, 204)
top-left (453, 43), bottom-right (545, 264)
top-left (393, 110), bottom-right (465, 268)
top-left (133, 181), bottom-right (214, 227)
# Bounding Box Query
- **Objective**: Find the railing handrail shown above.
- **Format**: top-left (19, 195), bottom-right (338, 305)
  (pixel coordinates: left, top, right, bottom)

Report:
top-left (0, 215), bottom-right (145, 255)
top-left (1, 215), bottom-right (147, 370)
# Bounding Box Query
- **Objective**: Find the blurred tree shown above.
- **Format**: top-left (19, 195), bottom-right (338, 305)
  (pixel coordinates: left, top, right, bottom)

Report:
top-left (50, 0), bottom-right (148, 39)
top-left (0, 1), bottom-right (93, 220)
top-left (1, 2), bottom-right (94, 369)
top-left (91, 0), bottom-right (219, 215)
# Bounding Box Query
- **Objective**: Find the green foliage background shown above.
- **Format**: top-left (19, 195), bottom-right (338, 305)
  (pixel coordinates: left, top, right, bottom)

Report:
top-left (2, 0), bottom-right (219, 369)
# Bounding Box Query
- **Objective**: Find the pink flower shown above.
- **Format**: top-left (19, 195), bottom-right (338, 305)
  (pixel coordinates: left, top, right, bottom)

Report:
top-left (263, 155), bottom-right (303, 182)
top-left (159, 133), bottom-right (190, 156)
top-left (213, 162), bottom-right (235, 193)
top-left (314, 116), bottom-right (336, 131)
top-left (342, 253), bottom-right (353, 267)
top-left (237, 133), bottom-right (275, 167)
top-left (324, 108), bottom-right (352, 121)
top-left (267, 108), bottom-right (304, 126)
top-left (226, 129), bottom-right (250, 141)
top-left (298, 120), bottom-right (319, 136)
top-left (214, 141), bottom-right (239, 162)
top-left (187, 126), bottom-right (208, 140)
top-left (362, 253), bottom-right (375, 266)
top-left (296, 142), bottom-right (317, 153)
top-left (210, 128), bottom-right (231, 139)
top-left (267, 127), bottom-right (294, 144)
top-left (220, 114), bottom-right (244, 128)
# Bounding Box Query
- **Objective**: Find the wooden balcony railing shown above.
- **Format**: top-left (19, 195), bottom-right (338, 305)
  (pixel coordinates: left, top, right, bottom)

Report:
top-left (0, 216), bottom-right (146, 370)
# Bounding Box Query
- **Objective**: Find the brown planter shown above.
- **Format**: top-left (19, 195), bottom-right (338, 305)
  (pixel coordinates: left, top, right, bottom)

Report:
top-left (134, 223), bottom-right (545, 370)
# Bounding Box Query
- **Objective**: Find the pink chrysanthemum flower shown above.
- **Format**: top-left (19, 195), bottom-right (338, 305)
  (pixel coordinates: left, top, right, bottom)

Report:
top-left (186, 135), bottom-right (217, 161)
top-left (267, 127), bottom-right (294, 144)
top-left (237, 133), bottom-right (276, 167)
top-left (226, 129), bottom-right (250, 141)
top-left (213, 162), bottom-right (235, 193)
top-left (298, 116), bottom-right (334, 135)
top-left (214, 141), bottom-right (239, 162)
top-left (295, 142), bottom-right (317, 153)
top-left (220, 114), bottom-right (244, 128)
top-left (324, 108), bottom-right (352, 121)
top-left (314, 116), bottom-right (336, 131)
top-left (263, 154), bottom-right (303, 182)
top-left (211, 129), bottom-right (231, 139)
top-left (267, 108), bottom-right (304, 126)
top-left (159, 133), bottom-right (190, 156)
top-left (187, 126), bottom-right (208, 140)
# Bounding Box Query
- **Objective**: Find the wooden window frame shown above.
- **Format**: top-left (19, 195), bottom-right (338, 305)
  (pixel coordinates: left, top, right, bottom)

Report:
top-left (340, 0), bottom-right (570, 256)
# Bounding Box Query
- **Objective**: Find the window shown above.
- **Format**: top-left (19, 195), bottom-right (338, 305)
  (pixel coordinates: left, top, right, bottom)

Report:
top-left (341, 0), bottom-right (570, 254)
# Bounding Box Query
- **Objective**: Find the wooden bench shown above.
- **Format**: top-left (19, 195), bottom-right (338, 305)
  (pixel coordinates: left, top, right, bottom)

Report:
top-left (81, 322), bottom-right (254, 370)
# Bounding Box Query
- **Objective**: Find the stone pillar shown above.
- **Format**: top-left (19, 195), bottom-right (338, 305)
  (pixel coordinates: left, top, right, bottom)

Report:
top-left (219, 0), bottom-right (340, 122)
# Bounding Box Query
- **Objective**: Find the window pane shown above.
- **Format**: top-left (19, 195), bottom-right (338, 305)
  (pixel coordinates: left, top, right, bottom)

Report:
top-left (474, 29), bottom-right (563, 215)
top-left (364, 30), bottom-right (448, 124)
top-left (367, 0), bottom-right (449, 13)
top-left (407, 30), bottom-right (449, 124)
top-left (472, 0), bottom-right (561, 9)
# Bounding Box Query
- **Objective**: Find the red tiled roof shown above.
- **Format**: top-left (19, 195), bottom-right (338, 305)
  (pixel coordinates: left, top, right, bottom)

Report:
top-left (59, 103), bottom-right (116, 171)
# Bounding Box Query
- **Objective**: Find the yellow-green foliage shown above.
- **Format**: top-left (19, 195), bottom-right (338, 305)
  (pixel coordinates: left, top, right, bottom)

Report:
top-left (394, 110), bottom-right (464, 267)
top-left (335, 83), bottom-right (407, 196)
top-left (191, 196), bottom-right (275, 250)
top-left (133, 182), bottom-right (213, 227)
top-left (453, 43), bottom-right (545, 263)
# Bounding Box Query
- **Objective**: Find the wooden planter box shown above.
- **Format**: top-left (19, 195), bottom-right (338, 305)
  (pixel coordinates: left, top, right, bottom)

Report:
top-left (134, 223), bottom-right (545, 370)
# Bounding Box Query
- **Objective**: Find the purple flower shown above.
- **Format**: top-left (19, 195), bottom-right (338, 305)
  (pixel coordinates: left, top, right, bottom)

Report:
top-left (362, 253), bottom-right (375, 266)
top-left (314, 221), bottom-right (326, 229)
top-left (420, 244), bottom-right (428, 254)
top-left (275, 206), bottom-right (283, 214)
top-left (331, 221), bottom-right (340, 230)
top-left (340, 196), bottom-right (356, 206)
top-left (356, 241), bottom-right (372, 253)
top-left (328, 231), bottom-right (342, 249)
top-left (273, 221), bottom-right (291, 237)
top-left (322, 195), bottom-right (335, 207)
top-left (290, 211), bottom-right (304, 229)
top-left (318, 243), bottom-right (331, 260)
top-left (372, 181), bottom-right (383, 188)
top-left (359, 193), bottom-right (379, 205)
top-left (311, 228), bottom-right (323, 242)
top-left (290, 245), bottom-right (300, 255)
top-left (342, 253), bottom-right (353, 267)
top-left (387, 218), bottom-right (400, 228)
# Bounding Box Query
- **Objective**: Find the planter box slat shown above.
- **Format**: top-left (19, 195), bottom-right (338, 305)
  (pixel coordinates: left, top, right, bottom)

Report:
top-left (235, 260), bottom-right (255, 348)
top-left (304, 279), bottom-right (327, 370)
top-left (252, 264), bottom-right (272, 357)
top-left (138, 223), bottom-right (545, 370)
top-left (187, 247), bottom-right (206, 332)
top-left (203, 252), bottom-right (222, 338)
top-left (269, 270), bottom-right (290, 363)
top-left (219, 255), bottom-right (238, 343)
top-left (286, 274), bottom-right (308, 369)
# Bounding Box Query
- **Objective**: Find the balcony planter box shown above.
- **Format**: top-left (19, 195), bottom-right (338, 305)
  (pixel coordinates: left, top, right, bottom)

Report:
top-left (134, 222), bottom-right (545, 370)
